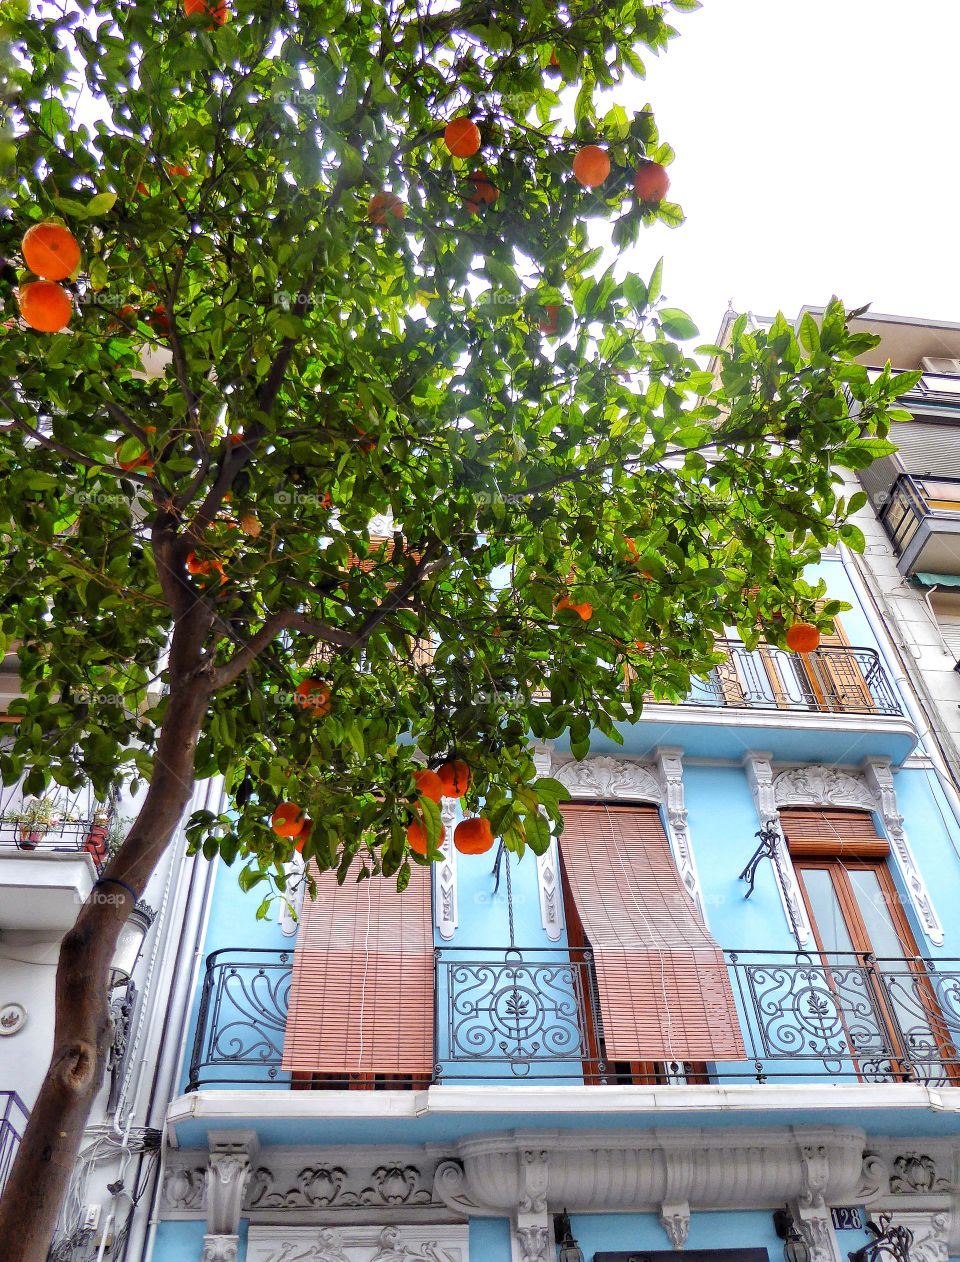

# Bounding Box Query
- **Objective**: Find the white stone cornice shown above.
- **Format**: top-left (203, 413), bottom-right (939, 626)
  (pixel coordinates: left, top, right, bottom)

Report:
top-left (432, 1127), bottom-right (866, 1217)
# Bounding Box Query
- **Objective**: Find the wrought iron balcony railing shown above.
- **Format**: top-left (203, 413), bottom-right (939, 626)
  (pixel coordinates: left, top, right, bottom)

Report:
top-left (686, 641), bottom-right (903, 717)
top-left (186, 947), bottom-right (960, 1090)
top-left (0, 818), bottom-right (109, 873)
top-left (0, 1093), bottom-right (28, 1196)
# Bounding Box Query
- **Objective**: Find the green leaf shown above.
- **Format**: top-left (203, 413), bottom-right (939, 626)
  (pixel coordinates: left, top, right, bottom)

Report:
top-left (659, 307), bottom-right (698, 340)
top-left (87, 191), bottom-right (117, 216)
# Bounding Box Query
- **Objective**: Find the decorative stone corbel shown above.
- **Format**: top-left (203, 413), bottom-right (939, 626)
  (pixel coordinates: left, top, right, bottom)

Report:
top-left (743, 753), bottom-right (811, 944)
top-left (435, 797), bottom-right (459, 941)
top-left (655, 746), bottom-right (705, 919)
top-left (514, 1150), bottom-right (551, 1262)
top-left (203, 1130), bottom-right (258, 1260)
top-left (660, 1203), bottom-right (691, 1249)
top-left (862, 758), bottom-right (944, 946)
top-left (789, 1202), bottom-right (843, 1262)
top-left (433, 1159), bottom-right (484, 1218)
top-left (200, 1236), bottom-right (239, 1262)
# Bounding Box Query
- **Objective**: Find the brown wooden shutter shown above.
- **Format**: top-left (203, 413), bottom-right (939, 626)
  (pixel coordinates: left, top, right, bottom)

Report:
top-left (779, 808), bottom-right (889, 859)
top-left (281, 863), bottom-right (434, 1074)
top-left (559, 803), bottom-right (745, 1061)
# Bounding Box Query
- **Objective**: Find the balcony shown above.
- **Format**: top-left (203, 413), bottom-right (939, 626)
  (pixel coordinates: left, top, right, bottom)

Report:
top-left (622, 640), bottom-right (915, 764)
top-left (186, 947), bottom-right (960, 1090)
top-left (0, 1094), bottom-right (28, 1196)
top-left (879, 472), bottom-right (960, 576)
top-left (0, 806), bottom-right (109, 932)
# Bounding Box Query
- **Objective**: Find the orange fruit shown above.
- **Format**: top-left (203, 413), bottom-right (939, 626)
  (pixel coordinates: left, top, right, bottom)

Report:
top-left (367, 192), bottom-right (405, 224)
top-left (118, 449), bottom-right (153, 473)
top-left (548, 50), bottom-right (561, 71)
top-left (136, 181), bottom-right (150, 196)
top-left (22, 223), bottom-right (81, 281)
top-left (464, 170), bottom-right (499, 214)
top-left (572, 145), bottom-right (610, 189)
top-left (185, 552), bottom-right (207, 574)
top-left (407, 816), bottom-right (428, 855)
top-left (624, 537), bottom-right (639, 563)
top-left (444, 117), bottom-right (481, 158)
top-left (294, 817), bottom-right (313, 853)
top-left (539, 303), bottom-right (562, 335)
top-left (229, 433), bottom-right (244, 445)
top-left (272, 801), bottom-right (304, 838)
top-left (574, 602), bottom-right (592, 621)
top-left (239, 513), bottom-right (262, 538)
top-left (295, 678), bottom-right (332, 717)
top-left (634, 160), bottom-right (670, 205)
top-left (414, 768), bottom-right (445, 803)
top-left (149, 304), bottom-right (170, 336)
top-left (437, 759), bottom-right (470, 798)
top-left (166, 163), bottom-right (191, 178)
top-left (184, 0), bottom-right (227, 24)
top-left (454, 816), bottom-right (494, 855)
top-left (18, 281), bottom-right (72, 333)
top-left (785, 622), bottom-right (820, 654)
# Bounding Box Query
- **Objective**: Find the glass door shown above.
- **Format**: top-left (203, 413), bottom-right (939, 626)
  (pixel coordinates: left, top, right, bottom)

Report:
top-left (795, 860), bottom-right (951, 1081)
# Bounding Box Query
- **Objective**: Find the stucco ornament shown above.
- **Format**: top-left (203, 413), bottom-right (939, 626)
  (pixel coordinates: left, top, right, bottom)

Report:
top-left (551, 755), bottom-right (662, 802)
top-left (773, 766), bottom-right (877, 811)
top-left (245, 1225), bottom-right (467, 1262)
top-left (515, 1225), bottom-right (549, 1262)
top-left (200, 1235), bottom-right (239, 1262)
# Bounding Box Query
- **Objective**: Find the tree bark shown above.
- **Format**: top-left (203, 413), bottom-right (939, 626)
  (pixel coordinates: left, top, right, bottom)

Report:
top-left (0, 676), bottom-right (212, 1262)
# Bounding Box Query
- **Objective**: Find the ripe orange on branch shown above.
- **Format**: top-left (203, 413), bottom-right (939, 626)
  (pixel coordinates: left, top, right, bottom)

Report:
top-left (464, 171), bottom-right (499, 214)
top-left (414, 768), bottom-right (445, 803)
top-left (444, 117), bottom-right (481, 158)
top-left (367, 192), bottom-right (405, 224)
top-left (572, 145), bottom-right (610, 189)
top-left (22, 223), bottom-right (81, 281)
top-left (539, 304), bottom-right (563, 336)
top-left (407, 816), bottom-right (428, 855)
top-left (294, 678), bottom-right (332, 717)
top-left (437, 759), bottom-right (470, 798)
top-left (272, 802), bottom-right (304, 838)
top-left (785, 622), bottom-right (820, 653)
top-left (454, 817), bottom-right (494, 855)
top-left (633, 160), bottom-right (670, 205)
top-left (18, 281), bottom-right (72, 333)
top-left (184, 0), bottom-right (227, 25)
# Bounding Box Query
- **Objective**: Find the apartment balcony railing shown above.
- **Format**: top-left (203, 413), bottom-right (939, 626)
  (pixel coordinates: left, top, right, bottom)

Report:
top-left (687, 641), bottom-right (902, 717)
top-left (0, 818), bottom-right (109, 874)
top-left (0, 1093), bottom-right (28, 1196)
top-left (186, 947), bottom-right (960, 1090)
top-left (879, 472), bottom-right (960, 576)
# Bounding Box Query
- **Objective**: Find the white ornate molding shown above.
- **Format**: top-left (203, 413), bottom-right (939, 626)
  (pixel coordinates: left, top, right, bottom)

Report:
top-left (767, 759), bottom-right (943, 948)
top-left (200, 1234), bottom-right (238, 1262)
top-left (891, 1211), bottom-right (951, 1262)
top-left (435, 798), bottom-right (458, 941)
top-left (535, 837), bottom-right (563, 942)
top-left (862, 759), bottom-right (944, 946)
top-left (280, 853), bottom-right (306, 936)
top-left (206, 1131), bottom-right (257, 1238)
top-left (246, 1224), bottom-right (468, 1262)
top-left (550, 754), bottom-right (662, 803)
top-left (743, 753), bottom-right (812, 944)
top-left (515, 1223), bottom-right (550, 1262)
top-left (432, 1126), bottom-right (865, 1217)
top-left (655, 746), bottom-right (705, 918)
top-left (856, 1140), bottom-right (960, 1252)
top-left (659, 1203), bottom-right (690, 1249)
top-left (773, 765), bottom-right (877, 811)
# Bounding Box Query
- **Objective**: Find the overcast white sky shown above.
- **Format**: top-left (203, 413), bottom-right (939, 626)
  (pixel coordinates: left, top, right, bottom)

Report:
top-left (614, 0), bottom-right (960, 344)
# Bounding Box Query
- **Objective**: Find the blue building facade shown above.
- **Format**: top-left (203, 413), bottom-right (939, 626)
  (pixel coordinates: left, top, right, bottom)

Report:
top-left (150, 549), bottom-right (960, 1262)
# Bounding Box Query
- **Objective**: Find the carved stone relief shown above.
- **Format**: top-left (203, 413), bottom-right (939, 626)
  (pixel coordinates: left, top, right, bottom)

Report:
top-left (743, 753), bottom-right (812, 944)
top-left (200, 1235), bottom-right (239, 1262)
top-left (245, 1224), bottom-right (468, 1262)
top-left (656, 746), bottom-right (705, 918)
top-left (249, 1165), bottom-right (436, 1211)
top-left (435, 798), bottom-right (458, 942)
top-left (550, 754), bottom-right (662, 803)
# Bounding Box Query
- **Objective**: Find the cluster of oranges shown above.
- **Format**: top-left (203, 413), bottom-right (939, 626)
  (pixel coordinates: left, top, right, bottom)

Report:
top-left (16, 223), bottom-right (80, 333)
top-left (268, 755), bottom-right (495, 860)
top-left (183, 0), bottom-right (228, 27)
top-left (366, 118), bottom-right (670, 336)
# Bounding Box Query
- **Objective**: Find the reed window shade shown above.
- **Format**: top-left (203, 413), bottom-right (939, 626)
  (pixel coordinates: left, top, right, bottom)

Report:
top-left (559, 803), bottom-right (745, 1062)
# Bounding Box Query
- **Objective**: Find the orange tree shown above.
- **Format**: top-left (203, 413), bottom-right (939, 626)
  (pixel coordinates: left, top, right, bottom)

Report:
top-left (0, 0), bottom-right (914, 1255)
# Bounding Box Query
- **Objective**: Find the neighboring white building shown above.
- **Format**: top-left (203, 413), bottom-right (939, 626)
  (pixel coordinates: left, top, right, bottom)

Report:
top-left (0, 668), bottom-right (216, 1260)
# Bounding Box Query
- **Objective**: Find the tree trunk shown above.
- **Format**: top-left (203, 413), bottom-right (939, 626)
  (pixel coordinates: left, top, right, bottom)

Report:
top-left (0, 678), bottom-right (212, 1262)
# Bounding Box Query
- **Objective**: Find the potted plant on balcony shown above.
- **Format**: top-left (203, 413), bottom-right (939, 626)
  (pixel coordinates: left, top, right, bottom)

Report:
top-left (2, 796), bottom-right (64, 849)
